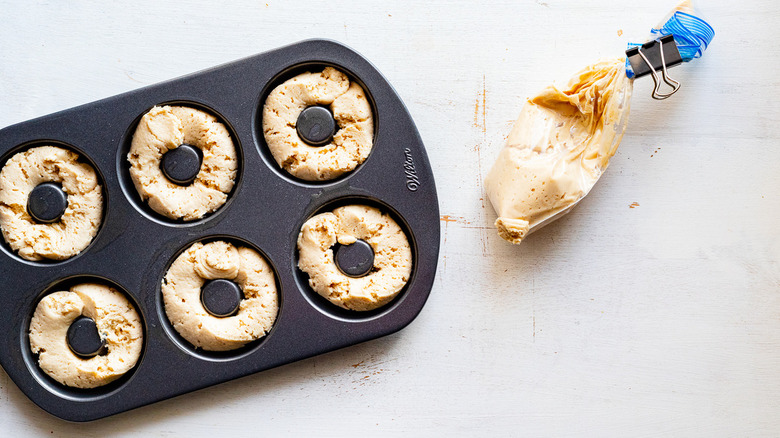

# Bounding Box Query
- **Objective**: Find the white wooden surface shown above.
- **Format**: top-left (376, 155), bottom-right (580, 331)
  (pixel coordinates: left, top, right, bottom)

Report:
top-left (1, 0), bottom-right (778, 436)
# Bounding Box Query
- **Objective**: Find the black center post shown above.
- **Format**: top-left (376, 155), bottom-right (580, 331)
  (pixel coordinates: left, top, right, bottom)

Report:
top-left (27, 182), bottom-right (68, 223)
top-left (160, 144), bottom-right (203, 185)
top-left (334, 239), bottom-right (375, 277)
top-left (67, 316), bottom-right (107, 358)
top-left (296, 106), bottom-right (337, 146)
top-left (201, 279), bottom-right (243, 318)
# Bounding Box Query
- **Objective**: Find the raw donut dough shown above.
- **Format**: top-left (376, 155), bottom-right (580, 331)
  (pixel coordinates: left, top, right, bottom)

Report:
top-left (485, 59), bottom-right (632, 244)
top-left (128, 105), bottom-right (238, 220)
top-left (0, 146), bottom-right (103, 261)
top-left (29, 283), bottom-right (143, 389)
top-left (262, 67), bottom-right (374, 181)
top-left (162, 241), bottom-right (279, 351)
top-left (297, 205), bottom-right (412, 311)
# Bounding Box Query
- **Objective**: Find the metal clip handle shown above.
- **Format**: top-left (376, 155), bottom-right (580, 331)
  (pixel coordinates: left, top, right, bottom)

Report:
top-left (626, 34), bottom-right (683, 100)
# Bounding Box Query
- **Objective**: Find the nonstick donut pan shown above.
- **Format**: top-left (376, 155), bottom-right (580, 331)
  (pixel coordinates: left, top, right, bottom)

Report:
top-left (0, 39), bottom-right (440, 421)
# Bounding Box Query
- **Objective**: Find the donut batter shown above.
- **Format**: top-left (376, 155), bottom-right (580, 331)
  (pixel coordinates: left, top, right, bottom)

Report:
top-left (297, 205), bottom-right (412, 311)
top-left (128, 105), bottom-right (238, 221)
top-left (29, 283), bottom-right (143, 389)
top-left (485, 59), bottom-right (633, 244)
top-left (0, 146), bottom-right (103, 261)
top-left (262, 67), bottom-right (374, 181)
top-left (162, 241), bottom-right (279, 351)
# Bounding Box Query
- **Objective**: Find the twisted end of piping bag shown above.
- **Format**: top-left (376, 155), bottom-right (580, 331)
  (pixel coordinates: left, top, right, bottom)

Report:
top-left (625, 0), bottom-right (715, 79)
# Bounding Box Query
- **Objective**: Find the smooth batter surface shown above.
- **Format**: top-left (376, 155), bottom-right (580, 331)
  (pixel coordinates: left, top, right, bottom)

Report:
top-left (0, 146), bottom-right (103, 261)
top-left (262, 67), bottom-right (374, 181)
top-left (485, 59), bottom-right (633, 244)
top-left (128, 105), bottom-right (238, 221)
top-left (162, 241), bottom-right (279, 351)
top-left (297, 205), bottom-right (412, 311)
top-left (28, 283), bottom-right (143, 389)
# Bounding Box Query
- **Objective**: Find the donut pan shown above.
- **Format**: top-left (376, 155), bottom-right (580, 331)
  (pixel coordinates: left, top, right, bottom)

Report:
top-left (0, 39), bottom-right (440, 421)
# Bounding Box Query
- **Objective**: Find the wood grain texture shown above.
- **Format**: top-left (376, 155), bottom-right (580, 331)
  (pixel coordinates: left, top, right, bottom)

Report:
top-left (0, 0), bottom-right (778, 436)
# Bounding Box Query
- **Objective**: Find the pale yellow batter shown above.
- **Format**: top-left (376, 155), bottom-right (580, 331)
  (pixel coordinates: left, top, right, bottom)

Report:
top-left (262, 67), bottom-right (374, 181)
top-left (29, 283), bottom-right (143, 389)
top-left (485, 59), bottom-right (633, 244)
top-left (0, 146), bottom-right (103, 261)
top-left (128, 105), bottom-right (238, 221)
top-left (162, 241), bottom-right (279, 351)
top-left (297, 205), bottom-right (412, 311)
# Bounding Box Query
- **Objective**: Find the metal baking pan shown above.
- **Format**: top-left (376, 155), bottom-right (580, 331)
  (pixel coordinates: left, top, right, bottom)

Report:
top-left (0, 39), bottom-right (440, 421)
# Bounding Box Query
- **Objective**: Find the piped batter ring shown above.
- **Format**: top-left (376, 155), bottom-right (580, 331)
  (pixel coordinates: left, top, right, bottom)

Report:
top-left (262, 67), bottom-right (374, 181)
top-left (127, 105), bottom-right (238, 221)
top-left (297, 205), bottom-right (412, 311)
top-left (28, 283), bottom-right (143, 389)
top-left (0, 146), bottom-right (103, 261)
top-left (161, 240), bottom-right (279, 351)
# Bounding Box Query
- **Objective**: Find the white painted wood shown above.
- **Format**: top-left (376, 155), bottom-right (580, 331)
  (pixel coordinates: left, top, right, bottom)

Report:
top-left (0, 0), bottom-right (778, 435)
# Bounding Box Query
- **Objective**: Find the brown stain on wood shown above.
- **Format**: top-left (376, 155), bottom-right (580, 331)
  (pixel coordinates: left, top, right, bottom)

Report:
top-left (473, 75), bottom-right (489, 256)
top-left (473, 76), bottom-right (487, 135)
top-left (440, 215), bottom-right (474, 270)
top-left (440, 215), bottom-right (471, 225)
top-left (440, 213), bottom-right (485, 266)
top-left (349, 354), bottom-right (398, 388)
top-left (124, 71), bottom-right (142, 83)
top-left (473, 96), bottom-right (481, 134)
top-left (482, 75), bottom-right (487, 136)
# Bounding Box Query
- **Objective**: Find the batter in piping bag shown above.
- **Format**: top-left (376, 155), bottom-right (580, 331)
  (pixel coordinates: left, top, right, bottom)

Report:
top-left (485, 0), bottom-right (713, 244)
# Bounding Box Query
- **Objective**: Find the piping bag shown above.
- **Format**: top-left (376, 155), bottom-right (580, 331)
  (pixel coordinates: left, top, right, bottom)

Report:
top-left (485, 1), bottom-right (714, 244)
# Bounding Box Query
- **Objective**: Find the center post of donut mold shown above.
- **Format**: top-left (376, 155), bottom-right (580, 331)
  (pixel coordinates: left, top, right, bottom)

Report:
top-left (160, 144), bottom-right (203, 186)
top-left (200, 279), bottom-right (243, 318)
top-left (334, 239), bottom-right (375, 277)
top-left (27, 182), bottom-right (68, 224)
top-left (296, 106), bottom-right (337, 146)
top-left (66, 316), bottom-right (107, 358)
